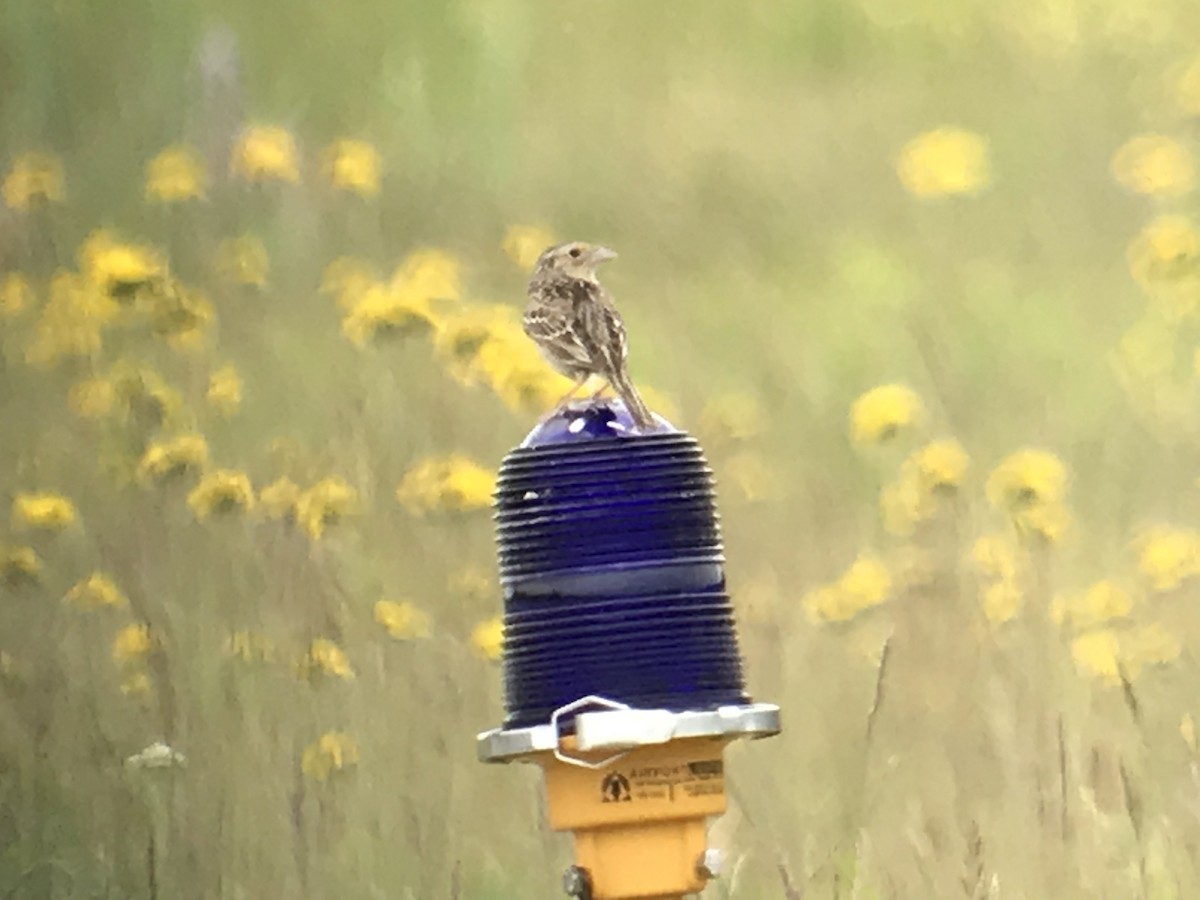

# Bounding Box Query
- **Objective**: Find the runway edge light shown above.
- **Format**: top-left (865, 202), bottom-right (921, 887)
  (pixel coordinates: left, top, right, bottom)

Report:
top-left (477, 401), bottom-right (781, 900)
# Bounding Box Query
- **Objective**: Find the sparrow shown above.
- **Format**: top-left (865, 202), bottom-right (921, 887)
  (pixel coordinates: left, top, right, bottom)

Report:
top-left (523, 241), bottom-right (655, 430)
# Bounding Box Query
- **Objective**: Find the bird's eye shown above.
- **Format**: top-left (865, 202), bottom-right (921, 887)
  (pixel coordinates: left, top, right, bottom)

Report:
top-left (568, 247), bottom-right (582, 259)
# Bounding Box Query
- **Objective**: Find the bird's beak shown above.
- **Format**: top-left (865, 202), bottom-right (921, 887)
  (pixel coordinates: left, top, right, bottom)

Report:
top-left (590, 246), bottom-right (618, 264)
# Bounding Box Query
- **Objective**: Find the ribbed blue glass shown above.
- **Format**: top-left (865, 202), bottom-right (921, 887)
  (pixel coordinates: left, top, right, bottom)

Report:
top-left (493, 403), bottom-right (749, 729)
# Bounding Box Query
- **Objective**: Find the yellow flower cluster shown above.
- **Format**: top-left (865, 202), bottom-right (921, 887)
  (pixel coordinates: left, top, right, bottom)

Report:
top-left (64, 572), bottom-right (128, 611)
top-left (471, 617), bottom-right (505, 661)
top-left (502, 224), bottom-right (556, 271)
top-left (1111, 134), bottom-right (1194, 197)
top-left (321, 139), bottom-right (381, 198)
top-left (12, 491), bottom-right (78, 533)
top-left (231, 126), bottom-right (300, 184)
top-left (0, 546), bottom-right (42, 588)
top-left (206, 364), bottom-right (243, 417)
top-left (1071, 623), bottom-right (1181, 686)
top-left (1051, 580), bottom-right (1136, 632)
top-left (0, 274), bottom-right (34, 318)
top-left (301, 731), bottom-right (359, 782)
top-left (896, 127), bottom-right (991, 199)
top-left (1134, 525), bottom-right (1200, 592)
top-left (79, 229), bottom-right (166, 297)
top-left (396, 455), bottom-right (496, 516)
top-left (802, 554), bottom-right (892, 624)
top-left (112, 623), bottom-right (152, 665)
top-left (850, 384), bottom-right (924, 445)
top-left (320, 257), bottom-right (380, 310)
top-left (341, 282), bottom-right (436, 346)
top-left (294, 477), bottom-right (359, 540)
top-left (971, 533), bottom-right (1023, 625)
top-left (145, 144), bottom-right (207, 203)
top-left (24, 272), bottom-right (119, 368)
top-left (374, 600), bottom-right (432, 640)
top-left (259, 476), bottom-right (302, 521)
top-left (301, 638), bottom-right (355, 682)
top-left (985, 448), bottom-right (1070, 543)
top-left (106, 361), bottom-right (183, 429)
top-left (138, 434), bottom-right (210, 483)
top-left (187, 470), bottom-right (256, 521)
top-left (1127, 215), bottom-right (1199, 289)
top-left (3, 152), bottom-right (65, 210)
top-left (880, 439), bottom-right (970, 535)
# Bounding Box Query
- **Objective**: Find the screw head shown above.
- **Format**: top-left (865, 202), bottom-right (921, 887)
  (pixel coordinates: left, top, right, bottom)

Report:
top-left (697, 848), bottom-right (723, 880)
top-left (562, 865), bottom-right (591, 898)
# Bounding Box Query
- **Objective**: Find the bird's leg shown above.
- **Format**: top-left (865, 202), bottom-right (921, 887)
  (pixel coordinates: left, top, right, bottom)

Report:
top-left (539, 375), bottom-right (591, 423)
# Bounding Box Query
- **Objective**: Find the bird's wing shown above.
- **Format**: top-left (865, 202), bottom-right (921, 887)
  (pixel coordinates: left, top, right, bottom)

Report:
top-left (577, 286), bottom-right (630, 377)
top-left (524, 281), bottom-right (596, 368)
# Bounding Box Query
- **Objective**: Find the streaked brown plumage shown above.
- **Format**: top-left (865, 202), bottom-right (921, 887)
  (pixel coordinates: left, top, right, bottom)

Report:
top-left (523, 241), bottom-right (655, 429)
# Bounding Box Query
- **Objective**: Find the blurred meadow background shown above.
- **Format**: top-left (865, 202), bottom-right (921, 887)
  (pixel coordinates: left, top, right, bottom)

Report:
top-left (4, 0), bottom-right (1200, 897)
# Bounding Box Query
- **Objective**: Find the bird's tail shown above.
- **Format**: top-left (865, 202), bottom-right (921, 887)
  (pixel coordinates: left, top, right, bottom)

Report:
top-left (611, 366), bottom-right (656, 430)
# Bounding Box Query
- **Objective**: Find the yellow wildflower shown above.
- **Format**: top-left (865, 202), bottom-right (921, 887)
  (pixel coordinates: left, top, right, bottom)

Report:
top-left (206, 364), bottom-right (243, 417)
top-left (24, 273), bottom-right (118, 368)
top-left (392, 247), bottom-right (462, 302)
top-left (374, 600), bottom-right (432, 640)
top-left (1051, 580), bottom-right (1135, 631)
top-left (12, 491), bottom-right (77, 533)
top-left (471, 617), bottom-right (505, 661)
top-left (1071, 630), bottom-right (1123, 686)
top-left (801, 584), bottom-right (858, 624)
top-left (971, 533), bottom-right (1021, 582)
top-left (3, 152), bottom-right (65, 210)
top-left (215, 234), bottom-right (269, 287)
top-left (1013, 501), bottom-right (1071, 544)
top-left (68, 377), bottom-right (116, 419)
top-left (1182, 713), bottom-right (1197, 752)
top-left (0, 546), bottom-right (42, 588)
top-left (879, 476), bottom-right (930, 537)
top-left (698, 391), bottom-right (767, 445)
top-left (1127, 215), bottom-right (1200, 287)
top-left (303, 638), bottom-right (355, 681)
top-left (145, 144), bottom-right (207, 203)
top-left (986, 449), bottom-right (1067, 510)
top-left (0, 273), bottom-right (34, 318)
top-left (295, 477), bottom-right (359, 539)
top-left (138, 434), bottom-right (210, 483)
top-left (79, 230), bottom-right (166, 298)
top-left (432, 304), bottom-right (521, 384)
top-left (342, 282), bottom-right (437, 347)
top-left (321, 139), bottom-right (381, 198)
top-left (1122, 622), bottom-right (1182, 671)
top-left (982, 578), bottom-right (1023, 626)
top-left (112, 624), bottom-right (152, 666)
top-left (1172, 56), bottom-right (1200, 117)
top-left (64, 572), bottom-right (128, 610)
top-left (1134, 525), bottom-right (1200, 592)
top-left (396, 455), bottom-right (496, 516)
top-left (502, 224), bottom-right (556, 271)
top-left (187, 470), bottom-right (255, 521)
top-left (227, 630), bottom-right (275, 663)
top-left (849, 383), bottom-right (924, 445)
top-left (470, 324), bottom-right (577, 412)
top-left (905, 439), bottom-right (969, 492)
top-left (301, 731), bottom-right (359, 782)
top-left (896, 127), bottom-right (990, 199)
top-left (259, 476), bottom-right (301, 521)
top-left (838, 554), bottom-right (891, 610)
top-left (230, 125), bottom-right (299, 184)
top-left (320, 256), bottom-right (379, 310)
top-left (1111, 134), bottom-right (1194, 197)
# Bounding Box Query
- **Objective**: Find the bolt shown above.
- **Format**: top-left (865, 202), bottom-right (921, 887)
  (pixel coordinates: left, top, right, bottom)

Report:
top-left (697, 848), bottom-right (723, 880)
top-left (562, 865), bottom-right (592, 899)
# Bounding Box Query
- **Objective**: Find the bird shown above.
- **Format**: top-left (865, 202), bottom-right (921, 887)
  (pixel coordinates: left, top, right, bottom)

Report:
top-left (523, 241), bottom-right (656, 430)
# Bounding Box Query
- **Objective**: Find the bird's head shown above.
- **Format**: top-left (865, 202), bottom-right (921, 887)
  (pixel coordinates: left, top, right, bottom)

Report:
top-left (533, 241), bottom-right (617, 281)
